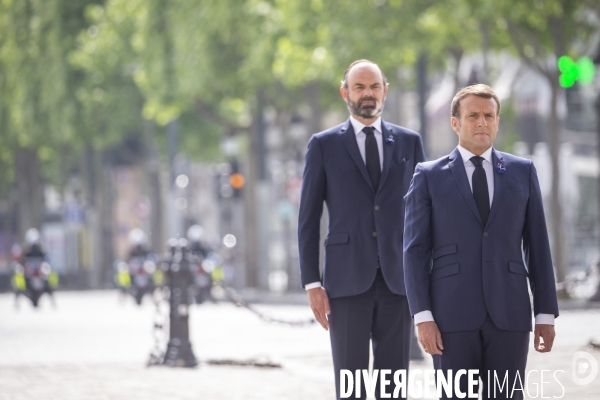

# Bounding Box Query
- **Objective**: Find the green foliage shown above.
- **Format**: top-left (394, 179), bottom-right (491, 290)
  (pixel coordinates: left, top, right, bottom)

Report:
top-left (495, 98), bottom-right (519, 154)
top-left (1, 0), bottom-right (598, 197)
top-left (0, 0), bottom-right (81, 146)
top-left (469, 0), bottom-right (598, 74)
top-left (69, 1), bottom-right (146, 149)
top-left (0, 0), bottom-right (95, 195)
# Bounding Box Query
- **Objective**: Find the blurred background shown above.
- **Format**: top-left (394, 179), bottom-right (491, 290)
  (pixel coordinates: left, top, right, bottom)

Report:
top-left (0, 0), bottom-right (599, 297)
top-left (2, 1), bottom-right (600, 399)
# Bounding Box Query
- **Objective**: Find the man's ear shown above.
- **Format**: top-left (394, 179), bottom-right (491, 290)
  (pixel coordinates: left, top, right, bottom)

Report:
top-left (340, 86), bottom-right (348, 102)
top-left (450, 116), bottom-right (460, 133)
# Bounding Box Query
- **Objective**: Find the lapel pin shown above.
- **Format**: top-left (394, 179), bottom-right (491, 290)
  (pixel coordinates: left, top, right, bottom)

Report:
top-left (496, 161), bottom-right (506, 174)
top-left (401, 157), bottom-right (406, 163)
top-left (386, 135), bottom-right (394, 144)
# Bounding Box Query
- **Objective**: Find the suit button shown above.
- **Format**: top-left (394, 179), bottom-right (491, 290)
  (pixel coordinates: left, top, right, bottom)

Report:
top-left (483, 232), bottom-right (489, 238)
top-left (375, 205), bottom-right (380, 211)
top-left (372, 232), bottom-right (377, 237)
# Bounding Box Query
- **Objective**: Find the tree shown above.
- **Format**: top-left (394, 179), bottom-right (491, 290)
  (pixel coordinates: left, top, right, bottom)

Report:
top-left (0, 0), bottom-right (95, 238)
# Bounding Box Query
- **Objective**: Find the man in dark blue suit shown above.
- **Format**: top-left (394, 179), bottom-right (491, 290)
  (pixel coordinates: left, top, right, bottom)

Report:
top-left (403, 84), bottom-right (559, 399)
top-left (298, 59), bottom-right (425, 399)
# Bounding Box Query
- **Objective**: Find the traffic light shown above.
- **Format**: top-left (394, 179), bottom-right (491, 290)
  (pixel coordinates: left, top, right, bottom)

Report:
top-left (230, 173), bottom-right (245, 190)
top-left (214, 160), bottom-right (245, 200)
top-left (558, 56), bottom-right (595, 88)
top-left (229, 160), bottom-right (245, 199)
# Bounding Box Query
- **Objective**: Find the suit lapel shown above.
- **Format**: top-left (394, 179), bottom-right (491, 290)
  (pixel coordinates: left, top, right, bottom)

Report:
top-left (378, 121), bottom-right (396, 192)
top-left (486, 148), bottom-right (505, 228)
top-left (339, 120), bottom-right (374, 191)
top-left (448, 147), bottom-right (483, 226)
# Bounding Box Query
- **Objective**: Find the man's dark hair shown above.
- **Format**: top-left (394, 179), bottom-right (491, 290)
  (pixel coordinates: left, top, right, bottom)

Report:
top-left (451, 84), bottom-right (501, 119)
top-left (341, 59), bottom-right (388, 90)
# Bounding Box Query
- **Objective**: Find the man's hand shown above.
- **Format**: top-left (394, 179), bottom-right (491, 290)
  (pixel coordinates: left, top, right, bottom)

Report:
top-left (416, 321), bottom-right (444, 355)
top-left (307, 287), bottom-right (330, 330)
top-left (534, 324), bottom-right (555, 353)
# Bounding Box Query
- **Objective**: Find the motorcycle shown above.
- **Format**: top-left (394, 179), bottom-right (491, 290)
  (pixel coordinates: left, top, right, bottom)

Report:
top-left (189, 252), bottom-right (214, 304)
top-left (12, 255), bottom-right (58, 308)
top-left (115, 254), bottom-right (163, 305)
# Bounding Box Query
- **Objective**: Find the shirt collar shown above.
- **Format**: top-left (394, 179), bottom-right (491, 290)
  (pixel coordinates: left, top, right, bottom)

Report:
top-left (350, 115), bottom-right (382, 136)
top-left (457, 145), bottom-right (493, 165)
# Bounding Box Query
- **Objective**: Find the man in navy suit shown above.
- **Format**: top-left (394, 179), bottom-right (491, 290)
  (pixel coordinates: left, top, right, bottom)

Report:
top-left (298, 59), bottom-right (425, 399)
top-left (403, 84), bottom-right (559, 399)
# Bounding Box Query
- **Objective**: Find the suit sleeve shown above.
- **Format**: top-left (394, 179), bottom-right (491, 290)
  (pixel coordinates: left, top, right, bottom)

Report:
top-left (403, 164), bottom-right (433, 316)
top-left (297, 135), bottom-right (327, 287)
top-left (523, 161), bottom-right (559, 318)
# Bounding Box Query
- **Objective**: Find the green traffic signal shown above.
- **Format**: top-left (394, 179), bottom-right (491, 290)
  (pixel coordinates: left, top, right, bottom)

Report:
top-left (558, 56), bottom-right (595, 88)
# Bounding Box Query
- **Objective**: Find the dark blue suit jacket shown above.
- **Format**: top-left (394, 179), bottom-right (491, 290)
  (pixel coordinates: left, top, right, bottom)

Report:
top-left (403, 147), bottom-right (559, 333)
top-left (298, 119), bottom-right (425, 299)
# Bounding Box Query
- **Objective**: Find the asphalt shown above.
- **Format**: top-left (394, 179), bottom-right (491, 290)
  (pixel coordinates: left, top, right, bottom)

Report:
top-left (0, 290), bottom-right (599, 399)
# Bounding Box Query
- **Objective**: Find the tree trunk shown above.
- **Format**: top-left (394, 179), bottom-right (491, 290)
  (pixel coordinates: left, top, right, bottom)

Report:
top-left (590, 90), bottom-right (600, 302)
top-left (479, 22), bottom-right (490, 83)
top-left (305, 82), bottom-right (323, 137)
top-left (15, 148), bottom-right (44, 239)
top-left (244, 91), bottom-right (266, 288)
top-left (449, 48), bottom-right (464, 99)
top-left (597, 93), bottom-right (600, 254)
top-left (417, 52), bottom-right (428, 148)
top-left (547, 78), bottom-right (568, 285)
top-left (82, 144), bottom-right (99, 288)
top-left (98, 154), bottom-right (116, 287)
top-left (144, 120), bottom-right (164, 253)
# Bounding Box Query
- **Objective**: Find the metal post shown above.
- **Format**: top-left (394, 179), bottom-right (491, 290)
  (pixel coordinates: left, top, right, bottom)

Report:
top-left (162, 238), bottom-right (197, 367)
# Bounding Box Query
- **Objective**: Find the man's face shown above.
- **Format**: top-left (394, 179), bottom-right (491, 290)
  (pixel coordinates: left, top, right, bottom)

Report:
top-left (340, 63), bottom-right (388, 121)
top-left (451, 95), bottom-right (500, 155)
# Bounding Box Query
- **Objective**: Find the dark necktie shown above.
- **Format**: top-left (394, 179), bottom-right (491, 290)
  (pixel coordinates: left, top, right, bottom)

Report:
top-left (363, 126), bottom-right (381, 190)
top-left (470, 156), bottom-right (490, 225)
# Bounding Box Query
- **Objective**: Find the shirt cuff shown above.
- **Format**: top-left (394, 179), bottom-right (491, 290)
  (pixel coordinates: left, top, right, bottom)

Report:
top-left (535, 313), bottom-right (555, 325)
top-left (304, 282), bottom-right (322, 290)
top-left (414, 310), bottom-right (434, 325)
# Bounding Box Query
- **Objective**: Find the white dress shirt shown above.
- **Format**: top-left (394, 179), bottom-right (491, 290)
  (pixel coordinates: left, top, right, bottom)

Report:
top-left (350, 115), bottom-right (384, 171)
top-left (304, 116), bottom-right (384, 291)
top-left (457, 145), bottom-right (494, 208)
top-left (413, 145), bottom-right (554, 326)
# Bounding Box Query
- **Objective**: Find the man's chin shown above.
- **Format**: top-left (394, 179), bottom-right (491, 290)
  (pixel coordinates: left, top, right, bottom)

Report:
top-left (358, 109), bottom-right (378, 118)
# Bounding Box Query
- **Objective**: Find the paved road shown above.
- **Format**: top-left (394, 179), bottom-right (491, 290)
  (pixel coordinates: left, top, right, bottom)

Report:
top-left (0, 291), bottom-right (599, 399)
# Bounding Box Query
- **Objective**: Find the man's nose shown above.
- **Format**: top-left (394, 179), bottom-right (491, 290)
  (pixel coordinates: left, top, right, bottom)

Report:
top-left (478, 115), bottom-right (487, 126)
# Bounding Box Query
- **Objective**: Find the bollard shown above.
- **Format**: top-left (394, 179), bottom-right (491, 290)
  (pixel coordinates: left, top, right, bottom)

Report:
top-left (162, 238), bottom-right (198, 367)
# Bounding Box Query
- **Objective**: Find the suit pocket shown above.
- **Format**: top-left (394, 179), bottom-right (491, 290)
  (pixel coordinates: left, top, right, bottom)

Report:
top-left (430, 263), bottom-right (459, 281)
top-left (325, 232), bottom-right (349, 246)
top-left (507, 183), bottom-right (524, 192)
top-left (508, 261), bottom-right (528, 276)
top-left (432, 244), bottom-right (457, 260)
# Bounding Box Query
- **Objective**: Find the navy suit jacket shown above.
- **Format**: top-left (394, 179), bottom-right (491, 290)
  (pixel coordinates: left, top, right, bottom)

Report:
top-left (403, 147), bottom-right (559, 333)
top-left (298, 119), bottom-right (425, 299)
